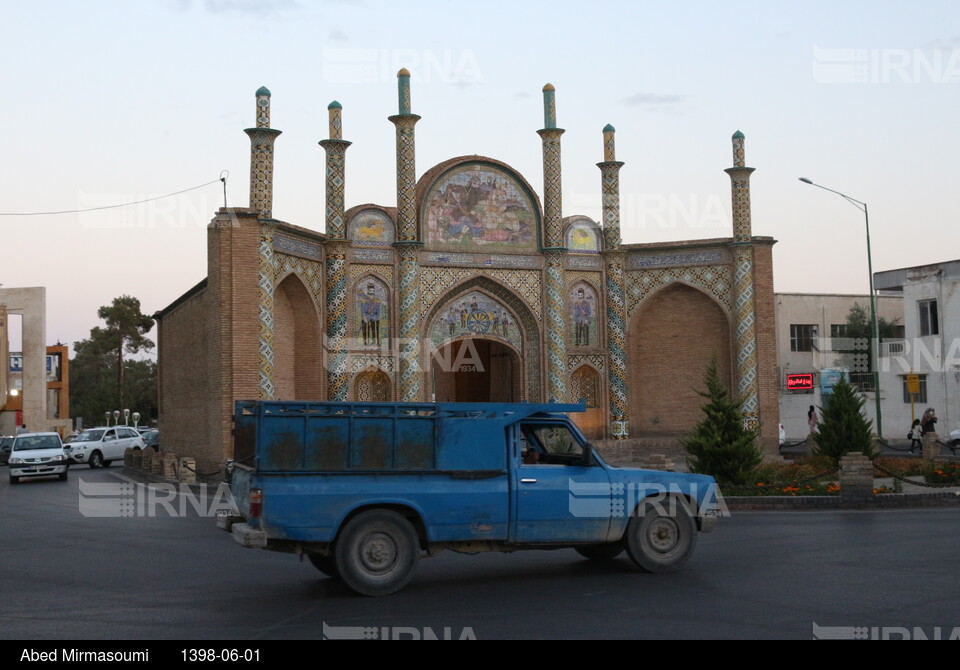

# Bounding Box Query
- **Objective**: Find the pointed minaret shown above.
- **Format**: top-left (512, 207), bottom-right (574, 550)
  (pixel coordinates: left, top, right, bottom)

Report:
top-left (538, 83), bottom-right (568, 403)
top-left (245, 86), bottom-right (283, 399)
top-left (389, 69), bottom-right (423, 401)
top-left (244, 86), bottom-right (282, 219)
top-left (320, 101), bottom-right (352, 400)
top-left (598, 124), bottom-right (628, 438)
top-left (725, 130), bottom-right (760, 427)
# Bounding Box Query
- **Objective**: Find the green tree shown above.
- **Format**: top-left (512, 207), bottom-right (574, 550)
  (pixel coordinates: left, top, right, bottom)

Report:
top-left (682, 359), bottom-right (762, 486)
top-left (69, 332), bottom-right (115, 425)
top-left (812, 377), bottom-right (877, 461)
top-left (69, 296), bottom-right (156, 427)
top-left (97, 296), bottom-right (154, 414)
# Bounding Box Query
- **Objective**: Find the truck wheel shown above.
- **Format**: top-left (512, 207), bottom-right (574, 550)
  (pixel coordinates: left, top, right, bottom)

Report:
top-left (575, 543), bottom-right (624, 561)
top-left (308, 555), bottom-right (340, 579)
top-left (334, 510), bottom-right (419, 596)
top-left (625, 498), bottom-right (697, 573)
top-left (88, 451), bottom-right (103, 469)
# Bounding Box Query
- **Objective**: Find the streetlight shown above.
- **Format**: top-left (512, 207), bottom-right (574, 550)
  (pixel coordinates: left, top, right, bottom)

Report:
top-left (799, 177), bottom-right (884, 439)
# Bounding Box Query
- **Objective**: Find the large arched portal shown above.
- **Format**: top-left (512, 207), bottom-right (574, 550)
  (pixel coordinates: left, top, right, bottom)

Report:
top-left (273, 273), bottom-right (323, 400)
top-left (629, 283), bottom-right (733, 436)
top-left (430, 338), bottom-right (521, 403)
top-left (425, 281), bottom-right (540, 402)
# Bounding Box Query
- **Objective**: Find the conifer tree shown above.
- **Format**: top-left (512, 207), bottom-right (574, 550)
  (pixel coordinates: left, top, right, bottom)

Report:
top-left (811, 377), bottom-right (877, 461)
top-left (682, 359), bottom-right (762, 485)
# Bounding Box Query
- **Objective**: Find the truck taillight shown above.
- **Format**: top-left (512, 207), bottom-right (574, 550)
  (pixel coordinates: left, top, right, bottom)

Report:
top-left (249, 488), bottom-right (263, 520)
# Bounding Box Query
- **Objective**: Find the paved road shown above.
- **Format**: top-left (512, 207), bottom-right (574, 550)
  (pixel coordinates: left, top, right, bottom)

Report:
top-left (1, 466), bottom-right (959, 641)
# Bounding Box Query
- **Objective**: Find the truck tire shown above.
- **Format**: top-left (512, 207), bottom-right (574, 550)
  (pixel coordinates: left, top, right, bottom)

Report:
top-left (575, 543), bottom-right (624, 561)
top-left (334, 510), bottom-right (420, 596)
top-left (308, 555), bottom-right (340, 579)
top-left (625, 497), bottom-right (696, 573)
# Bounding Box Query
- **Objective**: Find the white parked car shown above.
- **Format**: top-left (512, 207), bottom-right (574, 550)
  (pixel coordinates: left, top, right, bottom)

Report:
top-left (8, 432), bottom-right (69, 483)
top-left (65, 426), bottom-right (145, 468)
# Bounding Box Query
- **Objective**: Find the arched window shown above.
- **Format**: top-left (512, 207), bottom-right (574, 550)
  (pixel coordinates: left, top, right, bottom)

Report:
top-left (570, 365), bottom-right (600, 407)
top-left (355, 370), bottom-right (391, 402)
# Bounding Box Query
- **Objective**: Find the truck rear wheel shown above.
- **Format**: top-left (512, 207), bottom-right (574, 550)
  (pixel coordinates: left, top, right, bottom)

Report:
top-left (334, 510), bottom-right (419, 596)
top-left (625, 498), bottom-right (696, 573)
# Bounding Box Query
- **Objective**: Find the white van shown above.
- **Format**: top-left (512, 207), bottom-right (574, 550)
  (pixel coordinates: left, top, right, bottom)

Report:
top-left (65, 426), bottom-right (145, 468)
top-left (8, 432), bottom-right (69, 484)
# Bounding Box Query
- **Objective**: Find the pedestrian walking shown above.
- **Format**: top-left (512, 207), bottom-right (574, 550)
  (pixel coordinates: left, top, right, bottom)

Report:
top-left (909, 418), bottom-right (922, 454)
top-left (921, 408), bottom-right (938, 435)
top-left (807, 405), bottom-right (818, 433)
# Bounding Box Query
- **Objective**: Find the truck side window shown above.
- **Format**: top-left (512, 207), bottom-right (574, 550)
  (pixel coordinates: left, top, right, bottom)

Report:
top-left (521, 424), bottom-right (583, 464)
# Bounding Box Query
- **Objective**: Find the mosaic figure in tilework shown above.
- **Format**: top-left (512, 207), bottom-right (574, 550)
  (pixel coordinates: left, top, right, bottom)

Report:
top-left (430, 291), bottom-right (521, 351)
top-left (356, 279), bottom-right (388, 346)
top-left (569, 283), bottom-right (597, 348)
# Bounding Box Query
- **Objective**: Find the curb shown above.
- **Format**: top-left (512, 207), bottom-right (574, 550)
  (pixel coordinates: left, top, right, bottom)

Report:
top-left (725, 490), bottom-right (960, 510)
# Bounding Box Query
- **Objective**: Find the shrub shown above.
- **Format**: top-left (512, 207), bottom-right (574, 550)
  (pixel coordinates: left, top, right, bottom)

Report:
top-left (811, 377), bottom-right (877, 462)
top-left (682, 359), bottom-right (762, 485)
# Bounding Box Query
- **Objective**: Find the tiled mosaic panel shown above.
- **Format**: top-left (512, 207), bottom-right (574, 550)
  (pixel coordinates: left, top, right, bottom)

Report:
top-left (565, 217), bottom-right (601, 252)
top-left (419, 267), bottom-right (542, 321)
top-left (566, 281), bottom-right (600, 348)
top-left (423, 165), bottom-right (537, 252)
top-left (430, 291), bottom-right (522, 350)
top-left (626, 265), bottom-right (733, 319)
top-left (347, 209), bottom-right (395, 246)
top-left (354, 276), bottom-right (390, 347)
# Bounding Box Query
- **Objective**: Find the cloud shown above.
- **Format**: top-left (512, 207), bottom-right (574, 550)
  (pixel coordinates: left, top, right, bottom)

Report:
top-left (621, 92), bottom-right (687, 106)
top-left (923, 37), bottom-right (960, 51)
top-left (327, 29), bottom-right (349, 43)
top-left (202, 0), bottom-right (300, 14)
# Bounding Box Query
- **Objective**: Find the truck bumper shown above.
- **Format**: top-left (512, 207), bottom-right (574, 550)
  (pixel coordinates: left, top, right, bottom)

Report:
top-left (231, 522), bottom-right (269, 548)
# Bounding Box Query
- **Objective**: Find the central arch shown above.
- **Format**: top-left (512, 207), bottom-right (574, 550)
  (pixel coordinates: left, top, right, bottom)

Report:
top-left (423, 276), bottom-right (542, 402)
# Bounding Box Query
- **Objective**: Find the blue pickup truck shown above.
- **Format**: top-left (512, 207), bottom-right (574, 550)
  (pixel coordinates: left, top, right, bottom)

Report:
top-left (221, 400), bottom-right (723, 596)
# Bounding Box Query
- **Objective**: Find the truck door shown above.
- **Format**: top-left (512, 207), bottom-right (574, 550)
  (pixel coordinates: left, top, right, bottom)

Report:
top-left (509, 421), bottom-right (612, 543)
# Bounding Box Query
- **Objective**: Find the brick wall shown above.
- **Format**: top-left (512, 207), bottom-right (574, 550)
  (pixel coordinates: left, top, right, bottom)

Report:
top-left (628, 282), bottom-right (733, 436)
top-left (157, 285), bottom-right (209, 466)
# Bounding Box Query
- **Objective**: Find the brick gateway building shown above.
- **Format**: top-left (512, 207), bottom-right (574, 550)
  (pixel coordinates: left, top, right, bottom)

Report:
top-left (156, 73), bottom-right (778, 472)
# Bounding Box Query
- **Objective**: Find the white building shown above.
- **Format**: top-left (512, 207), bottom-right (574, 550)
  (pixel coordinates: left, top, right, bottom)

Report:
top-left (775, 292), bottom-right (903, 440)
top-left (874, 260), bottom-right (960, 439)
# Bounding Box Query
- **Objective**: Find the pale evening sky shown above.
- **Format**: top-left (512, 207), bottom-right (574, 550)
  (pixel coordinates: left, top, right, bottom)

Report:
top-left (2, 0), bottom-right (958, 354)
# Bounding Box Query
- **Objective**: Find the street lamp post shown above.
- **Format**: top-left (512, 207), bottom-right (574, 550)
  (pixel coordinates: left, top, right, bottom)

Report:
top-left (799, 177), bottom-right (884, 439)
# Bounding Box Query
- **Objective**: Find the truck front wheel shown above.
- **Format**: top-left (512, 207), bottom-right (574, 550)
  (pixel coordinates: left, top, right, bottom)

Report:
top-left (334, 510), bottom-right (420, 596)
top-left (625, 498), bottom-right (697, 573)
